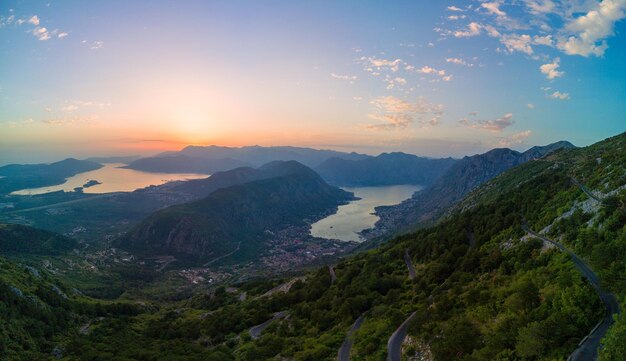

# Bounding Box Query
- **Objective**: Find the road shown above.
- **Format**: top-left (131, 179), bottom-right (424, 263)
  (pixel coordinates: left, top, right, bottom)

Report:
top-left (571, 177), bottom-right (602, 202)
top-left (4, 192), bottom-right (123, 214)
top-left (387, 311), bottom-right (417, 361)
top-left (329, 265), bottom-right (337, 284)
top-left (404, 249), bottom-right (416, 280)
top-left (337, 314), bottom-right (365, 361)
top-left (523, 224), bottom-right (619, 361)
top-left (203, 242), bottom-right (240, 267)
top-left (249, 311), bottom-right (288, 339)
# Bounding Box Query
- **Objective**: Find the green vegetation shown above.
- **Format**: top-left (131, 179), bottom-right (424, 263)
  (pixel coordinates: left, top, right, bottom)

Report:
top-left (0, 133), bottom-right (623, 360)
top-left (119, 161), bottom-right (353, 263)
top-left (0, 223), bottom-right (77, 255)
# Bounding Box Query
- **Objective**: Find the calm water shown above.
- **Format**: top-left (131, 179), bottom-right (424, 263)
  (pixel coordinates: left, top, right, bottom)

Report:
top-left (11, 163), bottom-right (208, 195)
top-left (310, 184), bottom-right (422, 242)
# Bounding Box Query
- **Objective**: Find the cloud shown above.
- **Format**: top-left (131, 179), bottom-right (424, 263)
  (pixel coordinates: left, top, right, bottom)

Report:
top-left (61, 104), bottom-right (79, 113)
top-left (43, 115), bottom-right (99, 126)
top-left (441, 0), bottom-right (626, 60)
top-left (533, 34), bottom-right (554, 46)
top-left (57, 100), bottom-right (110, 115)
top-left (459, 112), bottom-right (514, 132)
top-left (482, 2), bottom-right (507, 17)
top-left (526, 0), bottom-right (556, 15)
top-left (364, 57), bottom-right (403, 72)
top-left (527, 103), bottom-right (535, 109)
top-left (446, 57), bottom-right (473, 66)
top-left (447, 6), bottom-right (464, 12)
top-left (495, 130), bottom-right (533, 147)
top-left (548, 90), bottom-right (570, 100)
top-left (90, 41), bottom-right (104, 50)
top-left (394, 77), bottom-right (407, 85)
top-left (447, 15), bottom-right (467, 20)
top-left (330, 73), bottom-right (357, 82)
top-left (32, 27), bottom-right (51, 41)
top-left (454, 22), bottom-right (482, 37)
top-left (556, 0), bottom-right (626, 57)
top-left (28, 15), bottom-right (40, 26)
top-left (500, 34), bottom-right (534, 54)
top-left (411, 65), bottom-right (453, 82)
top-left (367, 96), bottom-right (444, 130)
top-left (540, 58), bottom-right (564, 79)
top-left (416, 66), bottom-right (445, 76)
top-left (57, 32), bottom-right (68, 39)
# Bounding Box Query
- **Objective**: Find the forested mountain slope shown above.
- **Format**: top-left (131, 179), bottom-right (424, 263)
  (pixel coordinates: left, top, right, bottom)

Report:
top-left (366, 141), bottom-right (576, 239)
top-left (118, 161), bottom-right (353, 263)
top-left (315, 152), bottom-right (456, 187)
top-left (60, 133), bottom-right (624, 360)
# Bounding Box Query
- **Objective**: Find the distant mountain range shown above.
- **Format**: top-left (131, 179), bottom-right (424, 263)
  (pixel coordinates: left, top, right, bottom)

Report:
top-left (117, 161), bottom-right (353, 263)
top-left (0, 158), bottom-right (102, 195)
top-left (363, 141), bottom-right (576, 239)
top-left (124, 145), bottom-right (369, 174)
top-left (315, 152), bottom-right (456, 186)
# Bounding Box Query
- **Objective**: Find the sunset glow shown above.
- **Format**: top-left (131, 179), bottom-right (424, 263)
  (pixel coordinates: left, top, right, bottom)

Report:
top-left (1, 1), bottom-right (625, 164)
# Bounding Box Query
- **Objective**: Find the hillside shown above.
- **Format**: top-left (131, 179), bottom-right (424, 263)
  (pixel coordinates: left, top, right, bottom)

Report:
top-left (59, 132), bottom-right (624, 360)
top-left (366, 141), bottom-right (576, 238)
top-left (0, 223), bottom-right (77, 255)
top-left (118, 161), bottom-right (354, 262)
top-left (0, 158), bottom-right (102, 195)
top-left (315, 152), bottom-right (456, 186)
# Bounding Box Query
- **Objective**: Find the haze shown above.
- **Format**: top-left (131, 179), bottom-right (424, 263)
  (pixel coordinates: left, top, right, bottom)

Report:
top-left (1, 0), bottom-right (625, 164)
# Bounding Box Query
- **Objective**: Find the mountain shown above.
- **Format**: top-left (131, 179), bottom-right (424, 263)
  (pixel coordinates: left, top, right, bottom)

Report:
top-left (519, 140), bottom-right (575, 162)
top-left (55, 133), bottom-right (624, 360)
top-left (0, 158), bottom-right (102, 195)
top-left (0, 223), bottom-right (78, 255)
top-left (123, 154), bottom-right (250, 174)
top-left (365, 141), bottom-right (576, 238)
top-left (117, 161), bottom-right (353, 262)
top-left (315, 152), bottom-right (456, 186)
top-left (124, 145), bottom-right (369, 174)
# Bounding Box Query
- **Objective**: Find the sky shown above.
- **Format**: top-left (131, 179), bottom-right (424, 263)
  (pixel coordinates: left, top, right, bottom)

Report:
top-left (1, 0), bottom-right (625, 164)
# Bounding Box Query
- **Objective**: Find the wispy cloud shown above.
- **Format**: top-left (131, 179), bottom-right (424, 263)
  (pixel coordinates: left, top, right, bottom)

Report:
top-left (548, 90), bottom-right (570, 100)
top-left (366, 96), bottom-right (444, 130)
top-left (447, 5), bottom-right (464, 12)
top-left (494, 130), bottom-right (532, 147)
top-left (28, 15), bottom-right (40, 26)
top-left (454, 22), bottom-right (482, 37)
top-left (446, 57), bottom-right (474, 67)
top-left (363, 57), bottom-right (403, 72)
top-left (459, 112), bottom-right (514, 132)
top-left (330, 73), bottom-right (357, 82)
top-left (90, 41), bottom-right (104, 50)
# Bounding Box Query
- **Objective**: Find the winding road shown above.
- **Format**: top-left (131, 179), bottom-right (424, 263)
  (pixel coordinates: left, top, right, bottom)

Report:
top-left (570, 177), bottom-right (602, 202)
top-left (248, 311), bottom-right (288, 339)
top-left (523, 224), bottom-right (619, 361)
top-left (404, 249), bottom-right (416, 281)
top-left (387, 312), bottom-right (417, 361)
top-left (329, 265), bottom-right (337, 284)
top-left (337, 314), bottom-right (365, 361)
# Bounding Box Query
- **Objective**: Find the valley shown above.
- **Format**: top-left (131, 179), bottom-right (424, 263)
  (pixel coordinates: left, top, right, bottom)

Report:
top-left (0, 133), bottom-right (624, 360)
